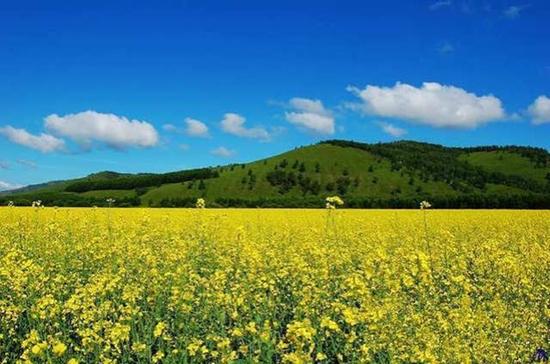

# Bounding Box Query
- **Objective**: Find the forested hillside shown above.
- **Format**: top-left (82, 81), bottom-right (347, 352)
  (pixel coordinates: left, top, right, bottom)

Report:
top-left (2, 140), bottom-right (549, 208)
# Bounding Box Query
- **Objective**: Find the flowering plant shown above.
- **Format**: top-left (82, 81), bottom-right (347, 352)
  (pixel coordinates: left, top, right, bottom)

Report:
top-left (196, 198), bottom-right (206, 209)
top-left (420, 200), bottom-right (432, 210)
top-left (325, 196), bottom-right (344, 209)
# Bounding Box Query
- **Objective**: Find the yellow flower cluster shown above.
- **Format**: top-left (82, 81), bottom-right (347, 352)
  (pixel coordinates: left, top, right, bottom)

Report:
top-left (0, 207), bottom-right (548, 363)
top-left (325, 196), bottom-right (344, 209)
top-left (196, 198), bottom-right (206, 209)
top-left (420, 200), bottom-right (432, 209)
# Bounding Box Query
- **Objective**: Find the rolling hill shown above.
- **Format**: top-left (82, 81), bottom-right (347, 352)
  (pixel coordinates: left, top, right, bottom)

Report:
top-left (2, 140), bottom-right (549, 208)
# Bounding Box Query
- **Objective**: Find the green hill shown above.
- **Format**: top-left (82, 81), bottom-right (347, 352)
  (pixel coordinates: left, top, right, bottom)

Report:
top-left (2, 140), bottom-right (549, 208)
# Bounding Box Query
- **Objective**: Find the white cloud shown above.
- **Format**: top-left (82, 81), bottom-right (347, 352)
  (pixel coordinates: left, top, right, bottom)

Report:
top-left (17, 159), bottom-right (37, 169)
top-left (0, 126), bottom-right (65, 153)
top-left (429, 0), bottom-right (451, 10)
top-left (503, 5), bottom-right (528, 19)
top-left (285, 98), bottom-right (335, 135)
top-left (220, 113), bottom-right (270, 141)
top-left (45, 110), bottom-right (159, 149)
top-left (162, 124), bottom-right (178, 132)
top-left (0, 180), bottom-right (23, 191)
top-left (528, 95), bottom-right (550, 125)
top-left (184, 117), bottom-right (209, 137)
top-left (210, 146), bottom-right (235, 158)
top-left (378, 122), bottom-right (407, 137)
top-left (347, 82), bottom-right (506, 129)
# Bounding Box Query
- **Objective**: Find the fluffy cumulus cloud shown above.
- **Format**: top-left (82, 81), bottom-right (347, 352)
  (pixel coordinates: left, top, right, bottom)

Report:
top-left (285, 98), bottom-right (335, 135)
top-left (163, 118), bottom-right (209, 138)
top-left (210, 146), bottom-right (235, 158)
top-left (0, 126), bottom-right (65, 153)
top-left (429, 0), bottom-right (451, 11)
top-left (220, 113), bottom-right (270, 141)
top-left (0, 180), bottom-right (23, 191)
top-left (45, 110), bottom-right (159, 149)
top-left (528, 95), bottom-right (550, 125)
top-left (378, 122), bottom-right (407, 137)
top-left (184, 117), bottom-right (209, 137)
top-left (347, 82), bottom-right (506, 129)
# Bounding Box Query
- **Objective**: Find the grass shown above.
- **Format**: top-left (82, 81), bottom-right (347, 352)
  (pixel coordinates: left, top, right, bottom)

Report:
top-left (142, 144), bottom-right (458, 204)
top-left (459, 150), bottom-right (549, 183)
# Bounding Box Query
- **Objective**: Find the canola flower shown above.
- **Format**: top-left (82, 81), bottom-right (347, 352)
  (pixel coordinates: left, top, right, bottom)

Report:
top-left (52, 342), bottom-right (67, 356)
top-left (420, 200), bottom-right (432, 210)
top-left (0, 207), bottom-right (549, 363)
top-left (325, 196), bottom-right (344, 209)
top-left (196, 198), bottom-right (206, 209)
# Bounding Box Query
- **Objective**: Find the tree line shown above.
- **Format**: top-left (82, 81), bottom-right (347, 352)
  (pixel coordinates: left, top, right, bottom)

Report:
top-left (5, 192), bottom-right (549, 209)
top-left (0, 192), bottom-right (140, 207)
top-left (65, 168), bottom-right (219, 192)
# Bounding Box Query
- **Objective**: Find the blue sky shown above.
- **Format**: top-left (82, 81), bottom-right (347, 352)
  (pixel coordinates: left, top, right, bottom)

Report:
top-left (1, 0), bottom-right (549, 189)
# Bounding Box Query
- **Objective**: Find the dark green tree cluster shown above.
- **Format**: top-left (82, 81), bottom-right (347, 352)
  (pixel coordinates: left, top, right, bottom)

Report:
top-left (244, 169), bottom-right (257, 190)
top-left (345, 193), bottom-right (550, 209)
top-left (266, 168), bottom-right (321, 195)
top-left (65, 168), bottom-right (219, 192)
top-left (214, 197), bottom-right (323, 208)
top-left (336, 176), bottom-right (351, 194)
top-left (324, 140), bottom-right (549, 193)
top-left (297, 175), bottom-right (321, 196)
top-left (156, 197), bottom-right (199, 207)
top-left (208, 193), bottom-right (550, 209)
top-left (266, 170), bottom-right (297, 194)
top-left (0, 192), bottom-right (140, 207)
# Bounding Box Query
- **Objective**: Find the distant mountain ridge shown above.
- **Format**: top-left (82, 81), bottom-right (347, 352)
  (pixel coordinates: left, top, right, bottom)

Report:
top-left (2, 140), bottom-right (549, 208)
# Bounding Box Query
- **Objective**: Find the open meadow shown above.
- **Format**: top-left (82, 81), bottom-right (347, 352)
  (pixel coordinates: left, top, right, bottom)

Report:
top-left (0, 207), bottom-right (549, 363)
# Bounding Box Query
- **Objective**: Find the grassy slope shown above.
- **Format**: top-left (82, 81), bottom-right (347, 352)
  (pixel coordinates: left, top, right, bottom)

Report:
top-left (4, 142), bottom-right (547, 206)
top-left (4, 171), bottom-right (130, 195)
top-left (459, 151), bottom-right (550, 184)
top-left (141, 144), bottom-right (459, 204)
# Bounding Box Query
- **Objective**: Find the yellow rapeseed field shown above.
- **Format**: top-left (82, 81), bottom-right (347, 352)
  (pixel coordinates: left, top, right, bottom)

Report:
top-left (0, 207), bottom-right (549, 363)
